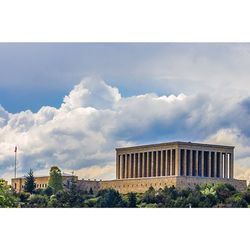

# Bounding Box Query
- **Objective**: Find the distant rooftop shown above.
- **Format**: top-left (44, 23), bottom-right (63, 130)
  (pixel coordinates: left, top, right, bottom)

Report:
top-left (116, 141), bottom-right (234, 151)
top-left (12, 172), bottom-right (76, 180)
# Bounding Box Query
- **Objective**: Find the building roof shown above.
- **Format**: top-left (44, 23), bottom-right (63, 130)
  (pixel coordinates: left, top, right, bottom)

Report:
top-left (116, 141), bottom-right (235, 151)
top-left (11, 172), bottom-right (77, 180)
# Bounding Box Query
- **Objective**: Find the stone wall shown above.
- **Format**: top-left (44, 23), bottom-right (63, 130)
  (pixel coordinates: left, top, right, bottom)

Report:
top-left (98, 176), bottom-right (247, 193)
top-left (11, 175), bottom-right (78, 192)
top-left (175, 176), bottom-right (247, 192)
top-left (77, 179), bottom-right (101, 193)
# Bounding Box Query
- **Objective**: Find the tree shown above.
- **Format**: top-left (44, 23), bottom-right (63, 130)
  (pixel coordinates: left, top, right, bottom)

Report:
top-left (142, 186), bottom-right (156, 203)
top-left (48, 166), bottom-right (63, 194)
top-left (242, 189), bottom-right (250, 204)
top-left (24, 169), bottom-right (36, 194)
top-left (66, 180), bottom-right (84, 207)
top-left (128, 192), bottom-right (137, 208)
top-left (225, 193), bottom-right (248, 208)
top-left (43, 186), bottom-right (53, 196)
top-left (0, 179), bottom-right (18, 208)
top-left (214, 183), bottom-right (236, 202)
top-left (83, 197), bottom-right (98, 207)
top-left (48, 191), bottom-right (69, 208)
top-left (97, 189), bottom-right (125, 208)
top-left (26, 194), bottom-right (48, 208)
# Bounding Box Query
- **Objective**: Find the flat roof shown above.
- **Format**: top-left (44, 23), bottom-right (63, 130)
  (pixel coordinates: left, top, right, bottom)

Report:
top-left (116, 141), bottom-right (234, 151)
top-left (11, 173), bottom-right (77, 180)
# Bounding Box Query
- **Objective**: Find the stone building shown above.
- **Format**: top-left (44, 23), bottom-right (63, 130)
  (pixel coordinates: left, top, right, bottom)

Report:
top-left (99, 141), bottom-right (247, 193)
top-left (12, 173), bottom-right (78, 193)
top-left (11, 141), bottom-right (248, 194)
top-left (116, 141), bottom-right (234, 180)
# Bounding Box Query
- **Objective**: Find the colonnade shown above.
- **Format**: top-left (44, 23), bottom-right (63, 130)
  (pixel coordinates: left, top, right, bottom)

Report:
top-left (116, 148), bottom-right (234, 180)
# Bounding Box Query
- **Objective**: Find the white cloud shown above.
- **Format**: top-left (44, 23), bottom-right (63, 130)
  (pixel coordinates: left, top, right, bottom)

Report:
top-left (62, 76), bottom-right (121, 110)
top-left (1, 76), bottom-right (250, 183)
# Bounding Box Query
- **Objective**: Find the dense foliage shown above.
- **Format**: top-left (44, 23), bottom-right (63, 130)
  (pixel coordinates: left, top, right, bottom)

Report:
top-left (48, 166), bottom-right (63, 194)
top-left (0, 179), bottom-right (18, 207)
top-left (1, 178), bottom-right (250, 208)
top-left (24, 169), bottom-right (36, 194)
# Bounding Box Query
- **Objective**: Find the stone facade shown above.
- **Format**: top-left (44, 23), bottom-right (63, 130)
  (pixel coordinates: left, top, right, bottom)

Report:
top-left (99, 176), bottom-right (246, 193)
top-left (77, 179), bottom-right (101, 193)
top-left (12, 174), bottom-right (78, 193)
top-left (79, 141), bottom-right (247, 193)
top-left (116, 141), bottom-right (235, 180)
top-left (11, 142), bottom-right (248, 194)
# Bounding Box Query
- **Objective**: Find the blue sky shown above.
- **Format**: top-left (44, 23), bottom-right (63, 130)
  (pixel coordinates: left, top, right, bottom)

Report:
top-left (1, 43), bottom-right (241, 112)
top-left (0, 43), bottom-right (172, 112)
top-left (1, 43), bottom-right (250, 182)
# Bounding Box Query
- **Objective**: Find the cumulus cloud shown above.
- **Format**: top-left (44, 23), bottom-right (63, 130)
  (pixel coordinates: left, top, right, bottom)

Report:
top-left (62, 76), bottom-right (121, 110)
top-left (1, 76), bottom-right (250, 182)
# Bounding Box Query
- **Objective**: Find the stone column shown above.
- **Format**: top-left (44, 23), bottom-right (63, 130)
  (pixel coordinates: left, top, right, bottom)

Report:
top-left (159, 151), bottom-right (162, 176)
top-left (201, 151), bottom-right (204, 177)
top-left (224, 153), bottom-right (229, 179)
top-left (128, 154), bottom-right (131, 178)
top-left (115, 152), bottom-right (120, 179)
top-left (151, 151), bottom-right (154, 177)
top-left (133, 154), bottom-right (136, 178)
top-left (169, 150), bottom-right (173, 176)
top-left (189, 150), bottom-right (193, 176)
top-left (183, 149), bottom-right (187, 176)
top-left (208, 151), bottom-right (212, 177)
top-left (137, 153), bottom-right (141, 178)
top-left (220, 152), bottom-right (223, 178)
top-left (166, 150), bottom-right (169, 176)
top-left (119, 155), bottom-right (123, 179)
top-left (195, 151), bottom-right (199, 176)
top-left (175, 148), bottom-right (180, 176)
top-left (147, 152), bottom-right (150, 177)
top-left (161, 150), bottom-right (165, 176)
top-left (124, 154), bottom-right (128, 178)
top-left (214, 152), bottom-right (217, 178)
top-left (155, 151), bottom-right (159, 177)
top-left (230, 151), bottom-right (234, 179)
top-left (130, 154), bottom-right (133, 178)
top-left (160, 150), bottom-right (164, 176)
top-left (143, 152), bottom-right (147, 177)
top-left (141, 152), bottom-right (145, 178)
top-left (122, 154), bottom-right (126, 179)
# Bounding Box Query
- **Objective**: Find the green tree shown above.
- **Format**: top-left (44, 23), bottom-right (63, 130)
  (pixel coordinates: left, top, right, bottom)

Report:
top-left (0, 179), bottom-right (18, 207)
top-left (26, 194), bottom-right (48, 208)
top-left (48, 166), bottom-right (63, 194)
top-left (48, 191), bottom-right (69, 208)
top-left (66, 180), bottom-right (84, 207)
top-left (24, 169), bottom-right (36, 194)
top-left (225, 193), bottom-right (248, 208)
top-left (43, 186), bottom-right (53, 197)
top-left (214, 183), bottom-right (236, 202)
top-left (142, 186), bottom-right (156, 203)
top-left (127, 192), bottom-right (137, 208)
top-left (83, 197), bottom-right (98, 208)
top-left (242, 189), bottom-right (250, 204)
top-left (18, 192), bottom-right (30, 205)
top-left (97, 189), bottom-right (125, 208)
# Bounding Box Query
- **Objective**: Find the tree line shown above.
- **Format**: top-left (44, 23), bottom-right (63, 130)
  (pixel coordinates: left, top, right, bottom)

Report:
top-left (0, 167), bottom-right (250, 208)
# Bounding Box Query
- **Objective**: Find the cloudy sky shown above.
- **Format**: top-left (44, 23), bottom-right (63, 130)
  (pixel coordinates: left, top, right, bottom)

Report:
top-left (1, 43), bottom-right (250, 182)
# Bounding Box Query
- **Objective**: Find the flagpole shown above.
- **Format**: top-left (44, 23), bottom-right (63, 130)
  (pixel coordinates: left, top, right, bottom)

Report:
top-left (14, 146), bottom-right (17, 178)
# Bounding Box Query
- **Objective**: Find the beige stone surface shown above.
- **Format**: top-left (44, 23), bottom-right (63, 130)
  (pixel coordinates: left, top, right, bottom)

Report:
top-left (11, 175), bottom-right (78, 192)
top-left (99, 176), bottom-right (247, 193)
top-left (116, 141), bottom-right (235, 180)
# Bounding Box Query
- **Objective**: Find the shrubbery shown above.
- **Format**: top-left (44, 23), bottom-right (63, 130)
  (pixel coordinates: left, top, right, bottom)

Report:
top-left (1, 179), bottom-right (250, 208)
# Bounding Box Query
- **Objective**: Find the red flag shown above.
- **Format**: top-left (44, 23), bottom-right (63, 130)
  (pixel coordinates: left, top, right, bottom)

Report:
top-left (14, 146), bottom-right (17, 153)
